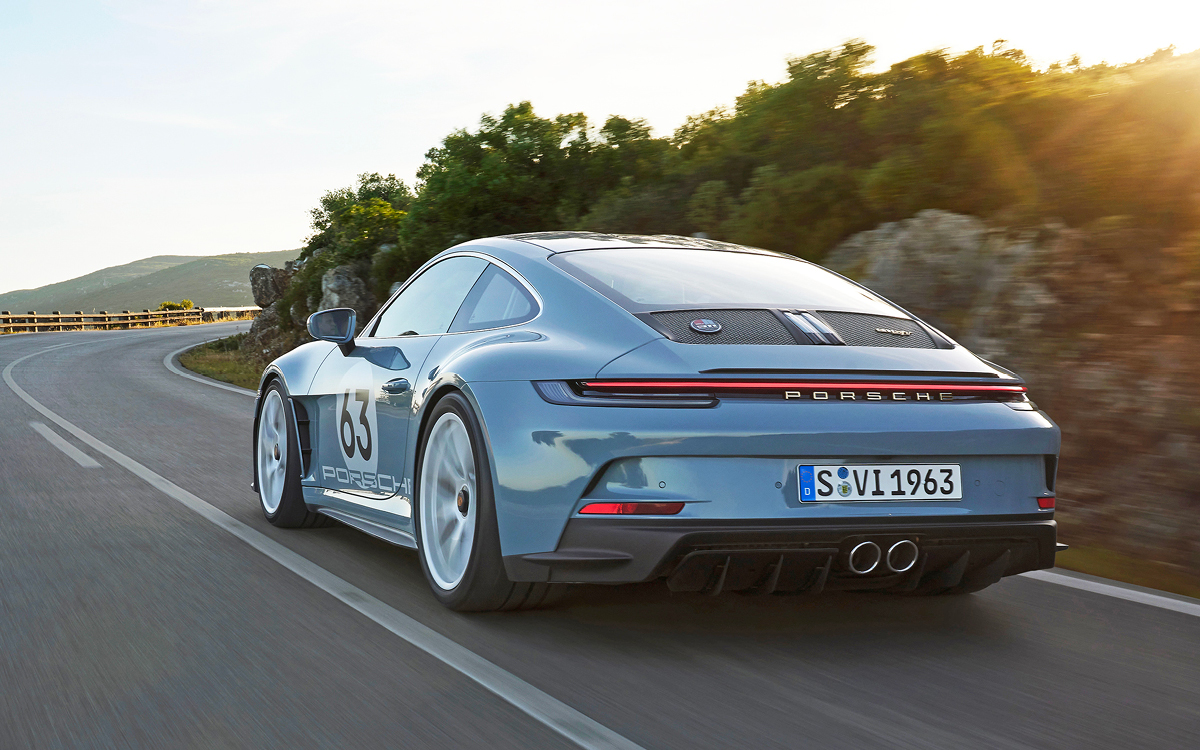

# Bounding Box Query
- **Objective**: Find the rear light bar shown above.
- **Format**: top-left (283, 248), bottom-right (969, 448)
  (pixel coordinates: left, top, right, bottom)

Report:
top-left (579, 502), bottom-right (685, 515)
top-left (580, 380), bottom-right (1026, 402)
top-left (534, 380), bottom-right (1028, 407)
top-left (533, 380), bottom-right (717, 408)
top-left (583, 380), bottom-right (1025, 392)
top-left (1037, 496), bottom-right (1056, 510)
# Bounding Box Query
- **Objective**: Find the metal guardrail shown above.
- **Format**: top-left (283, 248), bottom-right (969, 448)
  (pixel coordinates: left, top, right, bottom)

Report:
top-left (0, 306), bottom-right (261, 333)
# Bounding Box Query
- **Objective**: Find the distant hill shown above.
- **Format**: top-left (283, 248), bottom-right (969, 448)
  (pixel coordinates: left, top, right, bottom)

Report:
top-left (0, 255), bottom-right (197, 312)
top-left (0, 250), bottom-right (299, 312)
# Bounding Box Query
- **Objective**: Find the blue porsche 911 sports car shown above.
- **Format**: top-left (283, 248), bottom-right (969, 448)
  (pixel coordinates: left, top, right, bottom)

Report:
top-left (253, 232), bottom-right (1061, 610)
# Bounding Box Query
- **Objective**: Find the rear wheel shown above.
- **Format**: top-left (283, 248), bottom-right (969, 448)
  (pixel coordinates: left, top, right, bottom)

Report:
top-left (256, 380), bottom-right (330, 528)
top-left (415, 392), bottom-right (562, 611)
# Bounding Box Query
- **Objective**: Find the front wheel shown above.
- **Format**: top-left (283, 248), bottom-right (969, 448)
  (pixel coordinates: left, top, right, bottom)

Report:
top-left (256, 380), bottom-right (329, 528)
top-left (415, 392), bottom-right (561, 611)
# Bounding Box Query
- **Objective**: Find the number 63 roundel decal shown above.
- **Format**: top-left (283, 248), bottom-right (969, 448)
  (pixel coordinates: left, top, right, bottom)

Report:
top-left (341, 389), bottom-right (373, 460)
top-left (336, 361), bottom-right (378, 476)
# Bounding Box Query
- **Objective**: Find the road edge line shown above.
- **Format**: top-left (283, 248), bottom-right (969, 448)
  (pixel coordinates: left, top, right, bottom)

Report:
top-left (164, 341), bottom-right (257, 397)
top-left (1020, 570), bottom-right (1200, 617)
top-left (4, 343), bottom-right (645, 750)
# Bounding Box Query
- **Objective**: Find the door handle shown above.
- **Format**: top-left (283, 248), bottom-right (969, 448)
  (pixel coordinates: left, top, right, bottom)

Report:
top-left (381, 378), bottom-right (410, 394)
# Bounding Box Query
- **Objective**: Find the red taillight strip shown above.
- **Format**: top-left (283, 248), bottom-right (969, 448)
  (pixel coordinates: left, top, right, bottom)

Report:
top-left (582, 381), bottom-right (1026, 393)
top-left (579, 502), bottom-right (686, 515)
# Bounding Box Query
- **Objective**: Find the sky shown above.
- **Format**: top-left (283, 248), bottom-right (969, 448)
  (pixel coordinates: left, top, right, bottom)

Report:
top-left (2, 0), bottom-right (1198, 293)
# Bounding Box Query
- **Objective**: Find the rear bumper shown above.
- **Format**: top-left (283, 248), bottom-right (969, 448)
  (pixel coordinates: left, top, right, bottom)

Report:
top-left (504, 514), bottom-right (1057, 593)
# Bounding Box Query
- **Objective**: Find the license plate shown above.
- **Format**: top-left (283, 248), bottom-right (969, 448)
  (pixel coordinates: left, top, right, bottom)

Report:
top-left (798, 464), bottom-right (962, 501)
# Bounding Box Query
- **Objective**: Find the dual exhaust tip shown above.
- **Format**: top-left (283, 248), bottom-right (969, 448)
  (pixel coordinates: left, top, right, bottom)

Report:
top-left (848, 540), bottom-right (919, 575)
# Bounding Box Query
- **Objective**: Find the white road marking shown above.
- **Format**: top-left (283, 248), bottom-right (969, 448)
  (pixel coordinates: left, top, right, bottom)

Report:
top-left (29, 421), bottom-right (100, 467)
top-left (1020, 570), bottom-right (1200, 618)
top-left (4, 340), bottom-right (645, 750)
top-left (163, 341), bottom-right (257, 397)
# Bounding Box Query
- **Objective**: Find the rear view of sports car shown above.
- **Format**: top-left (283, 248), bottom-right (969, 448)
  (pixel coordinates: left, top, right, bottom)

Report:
top-left (253, 232), bottom-right (1061, 610)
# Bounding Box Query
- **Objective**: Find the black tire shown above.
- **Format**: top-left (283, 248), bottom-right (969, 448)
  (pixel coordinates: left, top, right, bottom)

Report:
top-left (414, 391), bottom-right (564, 611)
top-left (255, 380), bottom-right (331, 528)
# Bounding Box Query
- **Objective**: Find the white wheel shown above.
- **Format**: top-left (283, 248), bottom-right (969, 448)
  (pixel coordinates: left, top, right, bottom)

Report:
top-left (419, 412), bottom-right (478, 590)
top-left (257, 388), bottom-right (288, 515)
top-left (414, 391), bottom-right (563, 611)
top-left (255, 380), bottom-right (329, 528)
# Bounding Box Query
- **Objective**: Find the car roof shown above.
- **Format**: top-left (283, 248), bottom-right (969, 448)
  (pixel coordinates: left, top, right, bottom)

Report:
top-left (498, 231), bottom-right (782, 256)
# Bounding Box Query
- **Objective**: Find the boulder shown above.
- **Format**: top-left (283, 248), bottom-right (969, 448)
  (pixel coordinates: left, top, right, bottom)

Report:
top-left (249, 264), bottom-right (292, 308)
top-left (241, 302), bottom-right (294, 365)
top-left (319, 264), bottom-right (377, 324)
top-left (828, 211), bottom-right (1200, 573)
top-left (290, 300), bottom-right (309, 329)
top-left (825, 210), bottom-right (1001, 333)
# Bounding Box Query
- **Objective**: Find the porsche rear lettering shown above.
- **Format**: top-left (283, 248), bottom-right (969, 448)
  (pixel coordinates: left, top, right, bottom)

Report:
top-left (783, 389), bottom-right (955, 401)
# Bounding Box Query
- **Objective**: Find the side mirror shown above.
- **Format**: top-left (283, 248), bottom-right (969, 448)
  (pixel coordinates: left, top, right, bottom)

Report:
top-left (307, 308), bottom-right (356, 354)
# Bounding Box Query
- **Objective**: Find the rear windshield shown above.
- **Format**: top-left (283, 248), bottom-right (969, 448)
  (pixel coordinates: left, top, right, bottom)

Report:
top-left (551, 248), bottom-right (900, 315)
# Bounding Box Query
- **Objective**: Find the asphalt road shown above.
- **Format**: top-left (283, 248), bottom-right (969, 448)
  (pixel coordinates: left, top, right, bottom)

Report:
top-left (1, 324), bottom-right (1197, 750)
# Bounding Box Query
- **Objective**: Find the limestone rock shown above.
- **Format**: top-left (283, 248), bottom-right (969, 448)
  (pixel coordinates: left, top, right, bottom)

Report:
top-left (242, 302), bottom-right (299, 365)
top-left (290, 301), bottom-right (309, 329)
top-left (249, 264), bottom-right (292, 308)
top-left (319, 264), bottom-right (377, 325)
top-left (828, 211), bottom-right (1200, 573)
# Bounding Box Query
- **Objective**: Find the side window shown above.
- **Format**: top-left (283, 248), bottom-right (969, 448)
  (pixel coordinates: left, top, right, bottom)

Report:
top-left (372, 256), bottom-right (488, 337)
top-left (449, 265), bottom-right (538, 333)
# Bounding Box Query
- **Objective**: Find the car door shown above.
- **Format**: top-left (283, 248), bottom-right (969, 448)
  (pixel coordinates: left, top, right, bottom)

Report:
top-left (307, 255), bottom-right (489, 522)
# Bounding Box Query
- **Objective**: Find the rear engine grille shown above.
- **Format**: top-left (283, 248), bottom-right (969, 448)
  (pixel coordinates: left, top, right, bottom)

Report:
top-left (651, 309), bottom-right (795, 345)
top-left (816, 312), bottom-right (936, 349)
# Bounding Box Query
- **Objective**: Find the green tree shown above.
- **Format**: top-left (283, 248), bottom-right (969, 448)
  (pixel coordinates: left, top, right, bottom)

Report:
top-left (400, 102), bottom-right (669, 265)
top-left (281, 174), bottom-right (412, 325)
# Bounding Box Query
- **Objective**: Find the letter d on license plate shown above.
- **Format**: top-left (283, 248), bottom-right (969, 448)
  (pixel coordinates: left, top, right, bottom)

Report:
top-left (798, 464), bottom-right (962, 501)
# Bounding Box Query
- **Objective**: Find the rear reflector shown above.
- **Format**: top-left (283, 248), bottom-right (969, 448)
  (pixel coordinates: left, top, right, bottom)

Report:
top-left (1038, 496), bottom-right (1056, 510)
top-left (578, 502), bottom-right (685, 515)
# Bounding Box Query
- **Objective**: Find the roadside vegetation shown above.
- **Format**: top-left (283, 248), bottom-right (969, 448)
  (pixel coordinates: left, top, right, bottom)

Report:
top-left (179, 334), bottom-right (260, 390)
top-left (1056, 547), bottom-right (1200, 600)
top-left (277, 41), bottom-right (1200, 331)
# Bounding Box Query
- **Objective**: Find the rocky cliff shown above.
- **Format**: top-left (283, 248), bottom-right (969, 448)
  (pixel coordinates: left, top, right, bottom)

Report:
top-left (242, 259), bottom-right (381, 366)
top-left (827, 210), bottom-right (1200, 574)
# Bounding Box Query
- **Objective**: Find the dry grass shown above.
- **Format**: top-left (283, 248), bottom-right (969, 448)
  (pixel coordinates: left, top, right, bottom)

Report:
top-left (179, 334), bottom-right (261, 390)
top-left (1055, 545), bottom-right (1200, 599)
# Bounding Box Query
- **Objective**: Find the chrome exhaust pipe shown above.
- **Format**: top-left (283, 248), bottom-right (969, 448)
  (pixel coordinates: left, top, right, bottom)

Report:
top-left (886, 540), bottom-right (919, 573)
top-left (848, 541), bottom-right (881, 574)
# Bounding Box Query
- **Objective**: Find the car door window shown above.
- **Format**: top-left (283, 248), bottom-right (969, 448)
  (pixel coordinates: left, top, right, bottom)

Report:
top-left (449, 264), bottom-right (538, 333)
top-left (373, 256), bottom-right (488, 337)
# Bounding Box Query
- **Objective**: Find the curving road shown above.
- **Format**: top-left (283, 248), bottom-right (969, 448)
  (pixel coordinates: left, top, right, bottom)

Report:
top-left (1, 324), bottom-right (1197, 749)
